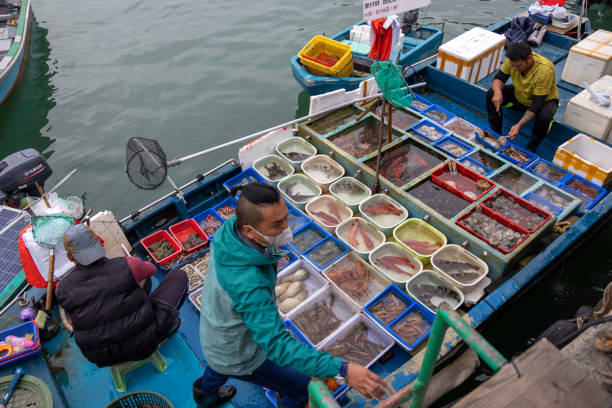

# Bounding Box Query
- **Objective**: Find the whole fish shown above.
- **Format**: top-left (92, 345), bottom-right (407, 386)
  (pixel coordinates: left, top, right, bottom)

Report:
top-left (375, 256), bottom-right (416, 276)
top-left (363, 202), bottom-right (403, 216)
top-left (327, 203), bottom-right (342, 223)
top-left (312, 210), bottom-right (340, 226)
top-left (401, 239), bottom-right (442, 254)
top-left (357, 221), bottom-right (374, 250)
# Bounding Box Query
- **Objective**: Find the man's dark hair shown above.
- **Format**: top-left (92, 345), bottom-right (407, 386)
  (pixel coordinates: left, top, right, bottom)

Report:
top-left (230, 182), bottom-right (281, 229)
top-left (506, 41), bottom-right (532, 61)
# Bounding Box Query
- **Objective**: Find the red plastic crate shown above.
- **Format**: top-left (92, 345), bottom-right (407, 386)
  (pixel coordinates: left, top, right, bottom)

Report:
top-left (431, 162), bottom-right (495, 202)
top-left (482, 189), bottom-right (552, 233)
top-left (140, 230), bottom-right (182, 265)
top-left (456, 205), bottom-right (530, 254)
top-left (169, 219), bottom-right (209, 253)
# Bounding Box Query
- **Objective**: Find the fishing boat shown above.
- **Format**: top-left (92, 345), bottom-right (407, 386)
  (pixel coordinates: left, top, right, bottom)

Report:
top-left (290, 20), bottom-right (443, 96)
top-left (0, 0), bottom-right (31, 106)
top-left (0, 10), bottom-right (610, 408)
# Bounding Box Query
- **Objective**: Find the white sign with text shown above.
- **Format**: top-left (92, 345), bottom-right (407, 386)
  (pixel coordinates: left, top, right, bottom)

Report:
top-left (363, 0), bottom-right (431, 21)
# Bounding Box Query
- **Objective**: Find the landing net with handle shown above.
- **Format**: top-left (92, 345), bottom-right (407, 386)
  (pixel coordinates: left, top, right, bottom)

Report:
top-left (126, 137), bottom-right (168, 190)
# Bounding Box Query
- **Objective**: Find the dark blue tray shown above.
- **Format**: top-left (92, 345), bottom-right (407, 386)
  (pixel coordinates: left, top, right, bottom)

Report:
top-left (0, 321), bottom-right (41, 369)
top-left (562, 175), bottom-right (607, 210)
top-left (287, 208), bottom-right (309, 233)
top-left (526, 158), bottom-right (571, 186)
top-left (302, 236), bottom-right (349, 271)
top-left (522, 192), bottom-right (563, 216)
top-left (411, 119), bottom-right (450, 142)
top-left (434, 135), bottom-right (475, 159)
top-left (474, 127), bottom-right (509, 152)
top-left (213, 196), bottom-right (238, 221)
top-left (422, 104), bottom-right (456, 125)
top-left (277, 245), bottom-right (298, 273)
top-left (497, 143), bottom-right (537, 168)
top-left (223, 168), bottom-right (265, 193)
top-left (192, 208), bottom-right (225, 240)
top-left (288, 222), bottom-right (329, 255)
top-left (459, 156), bottom-right (493, 176)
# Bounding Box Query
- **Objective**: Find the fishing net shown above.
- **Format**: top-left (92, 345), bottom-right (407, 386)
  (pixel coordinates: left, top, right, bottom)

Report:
top-left (31, 214), bottom-right (75, 249)
top-left (126, 137), bottom-right (168, 190)
top-left (371, 61), bottom-right (414, 108)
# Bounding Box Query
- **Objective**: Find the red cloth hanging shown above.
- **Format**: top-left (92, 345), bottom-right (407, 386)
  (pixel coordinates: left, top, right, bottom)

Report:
top-left (538, 0), bottom-right (565, 5)
top-left (369, 18), bottom-right (393, 61)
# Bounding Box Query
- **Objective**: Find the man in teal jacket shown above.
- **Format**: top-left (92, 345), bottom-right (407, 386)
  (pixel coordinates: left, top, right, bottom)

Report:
top-left (194, 183), bottom-right (386, 407)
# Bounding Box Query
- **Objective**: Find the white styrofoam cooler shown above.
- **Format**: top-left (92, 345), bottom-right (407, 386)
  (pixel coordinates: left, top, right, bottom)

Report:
top-left (562, 29), bottom-right (612, 87)
top-left (436, 27), bottom-right (505, 83)
top-left (553, 133), bottom-right (612, 188)
top-left (563, 75), bottom-right (612, 142)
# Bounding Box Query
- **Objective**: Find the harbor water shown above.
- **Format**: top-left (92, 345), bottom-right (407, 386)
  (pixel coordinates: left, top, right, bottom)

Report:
top-left (1, 0), bottom-right (611, 403)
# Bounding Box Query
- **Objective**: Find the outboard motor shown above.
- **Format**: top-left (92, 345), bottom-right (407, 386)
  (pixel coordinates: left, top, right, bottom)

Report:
top-left (0, 148), bottom-right (52, 208)
top-left (402, 10), bottom-right (419, 33)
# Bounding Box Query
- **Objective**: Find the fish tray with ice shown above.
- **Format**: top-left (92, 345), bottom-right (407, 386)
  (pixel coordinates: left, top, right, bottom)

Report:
top-left (278, 174), bottom-right (322, 210)
top-left (289, 222), bottom-right (328, 254)
top-left (373, 104), bottom-right (421, 130)
top-left (335, 217), bottom-right (385, 258)
top-left (406, 270), bottom-right (464, 313)
top-left (491, 166), bottom-right (538, 196)
top-left (301, 155), bottom-right (345, 192)
top-left (275, 260), bottom-right (329, 318)
top-left (359, 194), bottom-right (408, 235)
top-left (444, 117), bottom-right (480, 140)
top-left (327, 116), bottom-right (402, 159)
top-left (252, 154), bottom-right (294, 185)
top-left (482, 189), bottom-right (552, 233)
top-left (456, 205), bottom-right (529, 254)
top-left (329, 176), bottom-right (372, 211)
top-left (276, 137), bottom-right (317, 170)
top-left (369, 242), bottom-right (423, 284)
top-left (323, 252), bottom-right (391, 308)
top-left (411, 119), bottom-right (450, 142)
top-left (474, 128), bottom-right (509, 152)
top-left (303, 236), bottom-right (349, 271)
top-left (431, 162), bottom-right (495, 202)
top-left (364, 138), bottom-right (446, 188)
top-left (408, 178), bottom-right (471, 219)
top-left (430, 244), bottom-right (489, 290)
top-left (526, 158), bottom-right (570, 186)
top-left (318, 314), bottom-right (394, 368)
top-left (305, 195), bottom-right (352, 233)
top-left (286, 286), bottom-right (359, 347)
top-left (393, 218), bottom-right (447, 263)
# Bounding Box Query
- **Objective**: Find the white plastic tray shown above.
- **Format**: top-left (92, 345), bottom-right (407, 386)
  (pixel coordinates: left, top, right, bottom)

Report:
top-left (276, 259), bottom-right (329, 319)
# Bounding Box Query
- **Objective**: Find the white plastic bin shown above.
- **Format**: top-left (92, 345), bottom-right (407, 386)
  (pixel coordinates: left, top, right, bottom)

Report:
top-left (561, 29), bottom-right (612, 87)
top-left (276, 259), bottom-right (329, 318)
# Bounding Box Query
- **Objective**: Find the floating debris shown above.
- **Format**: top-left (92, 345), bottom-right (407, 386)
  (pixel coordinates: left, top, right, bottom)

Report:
top-left (566, 178), bottom-right (601, 199)
top-left (182, 232), bottom-right (206, 250)
top-left (392, 311), bottom-right (431, 345)
top-left (369, 292), bottom-right (408, 325)
top-left (307, 240), bottom-right (345, 268)
top-left (417, 125), bottom-right (445, 141)
top-left (198, 214), bottom-right (222, 237)
top-left (216, 204), bottom-right (236, 220)
top-left (148, 240), bottom-right (176, 261)
top-left (531, 161), bottom-right (567, 183)
top-left (459, 208), bottom-right (527, 252)
top-left (409, 180), bottom-right (470, 218)
top-left (477, 129), bottom-right (507, 149)
top-left (264, 162), bottom-right (290, 180)
top-left (322, 322), bottom-right (386, 366)
top-left (500, 145), bottom-right (532, 164)
top-left (485, 193), bottom-right (547, 231)
top-left (292, 298), bottom-right (343, 345)
top-left (491, 168), bottom-right (537, 195)
top-left (293, 226), bottom-right (325, 252)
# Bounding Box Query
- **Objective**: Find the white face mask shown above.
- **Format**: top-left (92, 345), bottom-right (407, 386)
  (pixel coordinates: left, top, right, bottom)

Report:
top-left (250, 226), bottom-right (293, 248)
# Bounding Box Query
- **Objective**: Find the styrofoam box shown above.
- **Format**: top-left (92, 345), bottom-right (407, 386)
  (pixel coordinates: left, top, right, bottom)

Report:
top-left (561, 29), bottom-right (612, 87)
top-left (276, 259), bottom-right (330, 319)
top-left (436, 27), bottom-right (505, 83)
top-left (553, 133), bottom-right (612, 188)
top-left (563, 75), bottom-right (612, 142)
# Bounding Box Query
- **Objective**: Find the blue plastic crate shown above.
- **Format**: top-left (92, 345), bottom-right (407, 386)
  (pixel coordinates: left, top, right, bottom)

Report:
top-left (528, 12), bottom-right (551, 25)
top-left (522, 192), bottom-right (562, 216)
top-left (389, 302), bottom-right (435, 351)
top-left (497, 143), bottom-right (537, 168)
top-left (558, 185), bottom-right (594, 210)
top-left (283, 320), bottom-right (314, 347)
top-left (411, 119), bottom-right (450, 142)
top-left (222, 168), bottom-right (265, 193)
top-left (562, 175), bottom-right (607, 210)
top-left (213, 196), bottom-right (238, 221)
top-left (287, 208), bottom-right (309, 233)
top-left (458, 156), bottom-right (493, 176)
top-left (277, 245), bottom-right (298, 272)
top-left (474, 127), bottom-right (509, 152)
top-left (422, 104), bottom-right (456, 125)
top-left (0, 321), bottom-right (41, 369)
top-left (288, 222), bottom-right (329, 254)
top-left (193, 208), bottom-right (224, 240)
top-left (434, 135), bottom-right (475, 159)
top-left (302, 237), bottom-right (349, 271)
top-left (526, 158), bottom-right (571, 186)
top-left (365, 284), bottom-right (415, 328)
top-left (408, 94), bottom-right (433, 113)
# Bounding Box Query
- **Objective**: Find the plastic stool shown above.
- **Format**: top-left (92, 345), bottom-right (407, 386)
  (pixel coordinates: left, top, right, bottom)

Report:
top-left (110, 349), bottom-right (167, 392)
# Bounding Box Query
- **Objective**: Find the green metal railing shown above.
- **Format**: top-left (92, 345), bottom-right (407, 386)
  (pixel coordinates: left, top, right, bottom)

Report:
top-left (308, 303), bottom-right (507, 408)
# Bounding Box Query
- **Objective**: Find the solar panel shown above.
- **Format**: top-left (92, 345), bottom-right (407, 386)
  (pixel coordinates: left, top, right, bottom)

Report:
top-left (0, 206), bottom-right (29, 294)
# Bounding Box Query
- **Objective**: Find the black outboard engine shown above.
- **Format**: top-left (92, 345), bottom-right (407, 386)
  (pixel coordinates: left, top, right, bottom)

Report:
top-left (0, 148), bottom-right (52, 208)
top-left (402, 10), bottom-right (420, 34)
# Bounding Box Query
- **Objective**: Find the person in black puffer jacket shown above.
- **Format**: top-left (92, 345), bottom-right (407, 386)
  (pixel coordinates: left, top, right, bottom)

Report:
top-left (56, 224), bottom-right (188, 367)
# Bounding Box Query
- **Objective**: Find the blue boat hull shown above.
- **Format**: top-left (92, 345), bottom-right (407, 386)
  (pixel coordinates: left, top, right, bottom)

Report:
top-left (0, 0), bottom-right (31, 106)
top-left (291, 24), bottom-right (443, 95)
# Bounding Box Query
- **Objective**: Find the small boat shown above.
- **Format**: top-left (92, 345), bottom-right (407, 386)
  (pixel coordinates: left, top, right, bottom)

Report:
top-left (291, 21), bottom-right (443, 95)
top-left (0, 0), bottom-right (31, 106)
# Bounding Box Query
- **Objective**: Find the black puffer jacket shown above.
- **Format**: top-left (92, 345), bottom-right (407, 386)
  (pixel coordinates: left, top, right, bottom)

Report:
top-left (56, 257), bottom-right (178, 367)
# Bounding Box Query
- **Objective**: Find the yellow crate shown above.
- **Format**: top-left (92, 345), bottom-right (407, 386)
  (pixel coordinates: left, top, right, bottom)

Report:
top-left (553, 133), bottom-right (612, 187)
top-left (298, 35), bottom-right (353, 78)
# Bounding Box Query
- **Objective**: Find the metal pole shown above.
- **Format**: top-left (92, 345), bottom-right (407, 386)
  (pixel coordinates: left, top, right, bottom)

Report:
top-left (307, 381), bottom-right (341, 408)
top-left (373, 97), bottom-right (386, 194)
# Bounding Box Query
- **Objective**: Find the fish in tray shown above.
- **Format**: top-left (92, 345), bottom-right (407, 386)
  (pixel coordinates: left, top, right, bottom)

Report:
top-left (459, 209), bottom-right (526, 252)
top-left (277, 253), bottom-right (293, 271)
top-left (369, 292), bottom-right (407, 325)
top-left (362, 202), bottom-right (403, 216)
top-left (486, 194), bottom-right (546, 231)
top-left (288, 211), bottom-right (307, 231)
top-left (445, 119), bottom-right (477, 139)
top-left (292, 297), bottom-right (343, 345)
top-left (461, 160), bottom-right (488, 176)
top-left (308, 240), bottom-right (344, 267)
top-left (400, 238), bottom-right (442, 255)
top-left (198, 214), bottom-right (222, 237)
top-left (216, 205), bottom-right (236, 220)
top-left (374, 256), bottom-right (417, 277)
top-left (322, 322), bottom-right (386, 367)
top-left (440, 142), bottom-right (468, 157)
top-left (311, 203), bottom-right (344, 226)
top-left (500, 145), bottom-right (531, 164)
top-left (425, 109), bottom-right (449, 124)
top-left (535, 186), bottom-right (573, 209)
top-left (410, 282), bottom-right (460, 311)
top-left (148, 240), bottom-right (176, 261)
top-left (182, 232), bottom-right (206, 250)
top-left (566, 178), bottom-right (601, 200)
top-left (264, 162), bottom-right (289, 180)
top-left (435, 260), bottom-right (481, 284)
top-left (418, 125), bottom-right (445, 141)
top-left (392, 311), bottom-right (431, 345)
top-left (275, 269), bottom-right (310, 314)
top-left (293, 227), bottom-right (325, 252)
top-left (347, 219), bottom-right (376, 251)
top-left (284, 181), bottom-right (316, 202)
top-left (531, 162), bottom-right (566, 183)
top-left (327, 260), bottom-right (380, 304)
top-left (411, 99), bottom-right (429, 111)
top-left (477, 129), bottom-right (507, 149)
top-left (282, 151), bottom-right (311, 161)
top-left (183, 264), bottom-right (205, 289)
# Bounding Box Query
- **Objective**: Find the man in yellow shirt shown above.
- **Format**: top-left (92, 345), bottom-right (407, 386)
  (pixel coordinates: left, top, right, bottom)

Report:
top-left (486, 42), bottom-right (559, 152)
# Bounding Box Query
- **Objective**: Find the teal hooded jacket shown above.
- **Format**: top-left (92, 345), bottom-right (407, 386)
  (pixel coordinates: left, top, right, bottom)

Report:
top-left (199, 215), bottom-right (342, 377)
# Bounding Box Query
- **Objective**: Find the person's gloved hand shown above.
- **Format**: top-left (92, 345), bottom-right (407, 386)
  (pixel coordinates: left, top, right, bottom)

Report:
top-left (346, 363), bottom-right (387, 400)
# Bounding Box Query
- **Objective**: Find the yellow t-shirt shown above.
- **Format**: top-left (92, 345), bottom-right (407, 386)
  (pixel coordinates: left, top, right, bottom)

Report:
top-left (501, 52), bottom-right (559, 107)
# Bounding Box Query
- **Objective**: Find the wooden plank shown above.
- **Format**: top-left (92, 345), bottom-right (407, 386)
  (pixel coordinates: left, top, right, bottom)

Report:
top-left (455, 339), bottom-right (610, 408)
